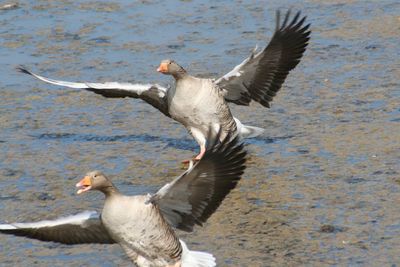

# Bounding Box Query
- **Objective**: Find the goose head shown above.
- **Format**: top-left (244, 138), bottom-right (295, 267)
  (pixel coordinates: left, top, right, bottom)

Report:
top-left (76, 170), bottom-right (116, 195)
top-left (157, 59), bottom-right (187, 79)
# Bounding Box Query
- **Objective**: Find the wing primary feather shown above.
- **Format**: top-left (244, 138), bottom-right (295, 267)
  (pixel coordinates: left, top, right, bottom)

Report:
top-left (152, 128), bottom-right (247, 232)
top-left (281, 9), bottom-right (291, 29)
top-left (275, 10), bottom-right (281, 32)
top-left (16, 65), bottom-right (31, 75)
top-left (291, 11), bottom-right (301, 26)
top-left (0, 211), bottom-right (115, 245)
top-left (217, 9), bottom-right (310, 108)
top-left (16, 66), bottom-right (170, 116)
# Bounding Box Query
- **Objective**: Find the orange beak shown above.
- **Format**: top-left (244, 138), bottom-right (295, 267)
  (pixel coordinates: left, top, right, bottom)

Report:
top-left (157, 62), bottom-right (168, 73)
top-left (76, 176), bottom-right (92, 194)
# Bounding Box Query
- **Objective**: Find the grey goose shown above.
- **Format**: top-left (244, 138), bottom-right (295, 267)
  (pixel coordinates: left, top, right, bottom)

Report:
top-left (0, 132), bottom-right (246, 267)
top-left (17, 10), bottom-right (310, 160)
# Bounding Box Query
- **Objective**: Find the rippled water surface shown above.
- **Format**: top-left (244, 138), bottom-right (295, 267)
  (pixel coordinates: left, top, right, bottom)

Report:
top-left (1, 0), bottom-right (399, 266)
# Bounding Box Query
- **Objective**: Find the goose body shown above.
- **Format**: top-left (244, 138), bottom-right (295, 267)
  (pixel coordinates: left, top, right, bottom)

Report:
top-left (167, 74), bottom-right (236, 156)
top-left (101, 194), bottom-right (182, 266)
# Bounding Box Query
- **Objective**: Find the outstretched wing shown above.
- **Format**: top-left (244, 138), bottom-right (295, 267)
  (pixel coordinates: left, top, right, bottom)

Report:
top-left (149, 132), bottom-right (247, 232)
top-left (216, 10), bottom-right (311, 107)
top-left (17, 66), bottom-right (170, 116)
top-left (0, 211), bottom-right (115, 245)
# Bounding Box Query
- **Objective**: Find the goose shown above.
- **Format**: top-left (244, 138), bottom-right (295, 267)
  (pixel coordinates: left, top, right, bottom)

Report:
top-left (0, 132), bottom-right (246, 267)
top-left (17, 10), bottom-right (310, 161)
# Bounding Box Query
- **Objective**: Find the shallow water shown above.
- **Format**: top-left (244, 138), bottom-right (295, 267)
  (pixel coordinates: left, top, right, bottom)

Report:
top-left (0, 0), bottom-right (399, 266)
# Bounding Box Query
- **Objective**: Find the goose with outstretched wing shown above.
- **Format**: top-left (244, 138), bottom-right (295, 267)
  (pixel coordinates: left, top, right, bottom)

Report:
top-left (0, 131), bottom-right (246, 267)
top-left (18, 10), bottom-right (310, 161)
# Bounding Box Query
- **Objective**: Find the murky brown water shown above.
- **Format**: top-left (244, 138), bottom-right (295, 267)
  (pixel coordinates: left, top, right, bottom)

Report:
top-left (0, 0), bottom-right (399, 266)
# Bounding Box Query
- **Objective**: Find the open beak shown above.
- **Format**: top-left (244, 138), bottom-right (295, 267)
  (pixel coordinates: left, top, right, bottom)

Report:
top-left (157, 62), bottom-right (168, 73)
top-left (76, 176), bottom-right (92, 194)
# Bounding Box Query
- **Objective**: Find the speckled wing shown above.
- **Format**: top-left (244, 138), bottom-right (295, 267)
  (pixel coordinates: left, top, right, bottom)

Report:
top-left (0, 211), bottom-right (115, 245)
top-left (150, 132), bottom-right (247, 232)
top-left (17, 66), bottom-right (170, 116)
top-left (215, 10), bottom-right (311, 107)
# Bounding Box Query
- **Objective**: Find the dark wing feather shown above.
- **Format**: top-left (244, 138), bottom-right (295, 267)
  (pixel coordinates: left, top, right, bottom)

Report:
top-left (216, 10), bottom-right (311, 107)
top-left (17, 66), bottom-right (170, 116)
top-left (0, 211), bottom-right (115, 245)
top-left (150, 132), bottom-right (247, 232)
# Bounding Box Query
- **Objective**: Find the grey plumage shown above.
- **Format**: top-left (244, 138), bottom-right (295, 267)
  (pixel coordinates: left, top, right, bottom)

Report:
top-left (16, 10), bottom-right (310, 156)
top-left (150, 132), bottom-right (246, 232)
top-left (0, 132), bottom-right (246, 266)
top-left (0, 211), bottom-right (114, 245)
top-left (165, 66), bottom-right (237, 152)
top-left (216, 10), bottom-right (311, 107)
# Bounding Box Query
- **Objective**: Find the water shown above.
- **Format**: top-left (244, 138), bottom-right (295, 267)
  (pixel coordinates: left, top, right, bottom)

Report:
top-left (0, 0), bottom-right (399, 266)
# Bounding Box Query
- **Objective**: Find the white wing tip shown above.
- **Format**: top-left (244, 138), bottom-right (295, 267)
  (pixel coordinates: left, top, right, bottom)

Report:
top-left (0, 211), bottom-right (99, 229)
top-left (0, 224), bottom-right (17, 230)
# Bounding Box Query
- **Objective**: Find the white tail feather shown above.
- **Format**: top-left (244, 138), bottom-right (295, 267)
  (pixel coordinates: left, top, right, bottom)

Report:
top-left (180, 240), bottom-right (216, 267)
top-left (234, 117), bottom-right (264, 138)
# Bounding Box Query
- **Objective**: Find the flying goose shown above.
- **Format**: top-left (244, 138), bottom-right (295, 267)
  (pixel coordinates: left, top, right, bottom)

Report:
top-left (0, 132), bottom-right (246, 267)
top-left (17, 10), bottom-right (310, 160)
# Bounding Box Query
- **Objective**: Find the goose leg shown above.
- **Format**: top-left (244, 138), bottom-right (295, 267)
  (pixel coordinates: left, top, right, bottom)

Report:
top-left (181, 145), bottom-right (206, 164)
top-left (194, 145), bottom-right (206, 160)
top-left (181, 127), bottom-right (207, 163)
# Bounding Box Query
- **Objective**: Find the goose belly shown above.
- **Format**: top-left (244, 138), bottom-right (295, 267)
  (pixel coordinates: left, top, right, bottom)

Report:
top-left (171, 102), bottom-right (215, 130)
top-left (169, 91), bottom-right (223, 136)
top-left (101, 196), bottom-right (180, 266)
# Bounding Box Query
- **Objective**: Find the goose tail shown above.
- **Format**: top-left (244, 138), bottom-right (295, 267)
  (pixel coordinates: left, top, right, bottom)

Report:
top-left (180, 240), bottom-right (216, 267)
top-left (234, 117), bottom-right (264, 138)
